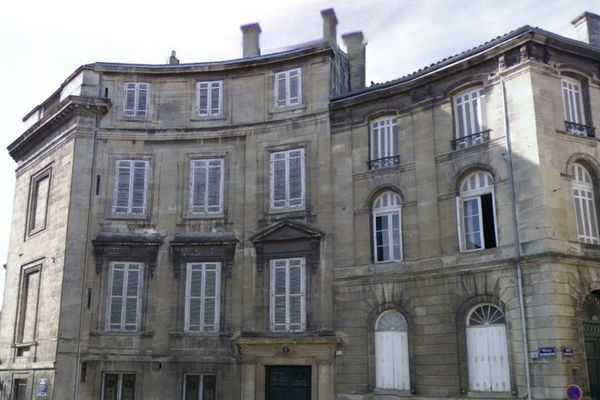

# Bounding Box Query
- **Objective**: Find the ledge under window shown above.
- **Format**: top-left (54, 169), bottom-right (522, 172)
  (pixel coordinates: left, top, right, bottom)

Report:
top-left (452, 129), bottom-right (491, 150)
top-left (564, 121), bottom-right (595, 138)
top-left (367, 155), bottom-right (400, 170)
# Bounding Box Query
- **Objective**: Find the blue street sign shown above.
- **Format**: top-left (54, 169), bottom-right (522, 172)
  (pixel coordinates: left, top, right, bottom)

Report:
top-left (566, 384), bottom-right (582, 400)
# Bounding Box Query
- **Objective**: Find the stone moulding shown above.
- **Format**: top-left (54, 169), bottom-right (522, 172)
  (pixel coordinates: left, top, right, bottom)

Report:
top-left (92, 232), bottom-right (164, 276)
top-left (168, 233), bottom-right (238, 277)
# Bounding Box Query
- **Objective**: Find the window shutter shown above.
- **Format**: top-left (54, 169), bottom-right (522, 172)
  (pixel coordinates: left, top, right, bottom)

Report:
top-left (207, 160), bottom-right (223, 213)
top-left (187, 264), bottom-right (203, 331)
top-left (114, 161), bottom-right (132, 213)
top-left (198, 82), bottom-right (209, 116)
top-left (124, 84), bottom-right (136, 116)
top-left (276, 72), bottom-right (287, 107)
top-left (289, 69), bottom-right (300, 105)
top-left (288, 259), bottom-right (304, 331)
top-left (136, 83), bottom-right (148, 117)
top-left (109, 264), bottom-right (125, 330)
top-left (210, 82), bottom-right (221, 115)
top-left (191, 161), bottom-right (207, 213)
top-left (203, 264), bottom-right (219, 331)
top-left (271, 262), bottom-right (287, 331)
top-left (271, 152), bottom-right (287, 208)
top-left (130, 161), bottom-right (148, 214)
top-left (190, 159), bottom-right (223, 214)
top-left (562, 79), bottom-right (585, 125)
top-left (124, 263), bottom-right (141, 331)
top-left (288, 150), bottom-right (304, 207)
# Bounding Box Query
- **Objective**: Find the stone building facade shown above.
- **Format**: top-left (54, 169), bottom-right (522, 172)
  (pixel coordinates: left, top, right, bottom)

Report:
top-left (1, 8), bottom-right (600, 400)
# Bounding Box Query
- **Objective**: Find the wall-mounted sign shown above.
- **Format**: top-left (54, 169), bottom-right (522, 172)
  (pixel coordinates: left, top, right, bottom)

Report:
top-left (37, 378), bottom-right (48, 396)
top-left (563, 347), bottom-right (575, 357)
top-left (566, 384), bottom-right (583, 400)
top-left (538, 346), bottom-right (557, 359)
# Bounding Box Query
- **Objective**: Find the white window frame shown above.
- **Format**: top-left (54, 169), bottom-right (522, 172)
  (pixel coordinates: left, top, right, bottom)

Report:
top-left (189, 158), bottom-right (224, 215)
top-left (372, 191), bottom-right (403, 263)
top-left (101, 372), bottom-right (136, 400)
top-left (106, 262), bottom-right (143, 332)
top-left (457, 171), bottom-right (497, 252)
top-left (112, 160), bottom-right (149, 215)
top-left (123, 82), bottom-right (149, 118)
top-left (572, 163), bottom-right (599, 244)
top-left (182, 374), bottom-right (217, 400)
top-left (269, 148), bottom-right (306, 210)
top-left (375, 310), bottom-right (410, 390)
top-left (454, 87), bottom-right (485, 138)
top-left (370, 116), bottom-right (398, 162)
top-left (274, 68), bottom-right (302, 107)
top-left (562, 77), bottom-right (586, 125)
top-left (184, 262), bottom-right (221, 333)
top-left (270, 258), bottom-right (306, 333)
top-left (197, 81), bottom-right (223, 116)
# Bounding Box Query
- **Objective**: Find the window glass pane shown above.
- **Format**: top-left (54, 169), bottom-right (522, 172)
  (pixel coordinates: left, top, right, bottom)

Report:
top-left (203, 375), bottom-right (216, 400)
top-left (121, 374), bottom-right (136, 400)
top-left (185, 375), bottom-right (200, 400)
top-left (103, 374), bottom-right (119, 400)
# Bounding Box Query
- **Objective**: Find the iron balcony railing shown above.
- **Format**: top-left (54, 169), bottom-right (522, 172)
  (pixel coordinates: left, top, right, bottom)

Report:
top-left (565, 121), bottom-right (595, 138)
top-left (451, 129), bottom-right (491, 150)
top-left (367, 155), bottom-right (400, 170)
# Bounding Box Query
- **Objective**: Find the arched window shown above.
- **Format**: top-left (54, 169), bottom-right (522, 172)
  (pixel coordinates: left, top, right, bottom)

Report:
top-left (372, 191), bottom-right (402, 262)
top-left (457, 171), bottom-right (497, 251)
top-left (466, 304), bottom-right (510, 392)
top-left (571, 162), bottom-right (599, 244)
top-left (375, 310), bottom-right (410, 390)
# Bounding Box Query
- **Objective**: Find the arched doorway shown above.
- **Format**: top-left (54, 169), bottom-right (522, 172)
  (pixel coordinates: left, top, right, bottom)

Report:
top-left (374, 310), bottom-right (410, 390)
top-left (583, 292), bottom-right (600, 399)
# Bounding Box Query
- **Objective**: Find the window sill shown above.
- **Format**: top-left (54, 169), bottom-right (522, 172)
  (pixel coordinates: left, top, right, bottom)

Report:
top-left (91, 330), bottom-right (154, 337)
top-left (371, 388), bottom-right (413, 395)
top-left (168, 331), bottom-right (229, 338)
top-left (464, 391), bottom-right (514, 398)
top-left (106, 214), bottom-right (151, 221)
top-left (556, 127), bottom-right (597, 141)
top-left (269, 103), bottom-right (307, 115)
top-left (182, 213), bottom-right (226, 220)
top-left (190, 114), bottom-right (226, 122)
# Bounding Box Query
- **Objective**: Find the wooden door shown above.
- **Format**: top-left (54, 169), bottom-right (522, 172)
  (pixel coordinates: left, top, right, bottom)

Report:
top-left (585, 321), bottom-right (600, 400)
top-left (265, 366), bottom-right (311, 400)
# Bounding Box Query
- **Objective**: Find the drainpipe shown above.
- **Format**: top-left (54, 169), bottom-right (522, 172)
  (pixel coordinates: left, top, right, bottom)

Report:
top-left (501, 76), bottom-right (532, 399)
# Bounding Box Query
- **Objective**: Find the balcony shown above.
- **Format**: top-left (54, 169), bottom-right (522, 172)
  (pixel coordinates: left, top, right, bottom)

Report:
top-left (565, 121), bottom-right (595, 138)
top-left (451, 130), bottom-right (491, 150)
top-left (367, 155), bottom-right (400, 170)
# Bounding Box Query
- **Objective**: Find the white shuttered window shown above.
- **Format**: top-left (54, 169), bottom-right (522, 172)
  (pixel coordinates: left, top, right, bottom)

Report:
top-left (270, 258), bottom-right (305, 332)
top-left (275, 68), bottom-right (301, 107)
top-left (190, 159), bottom-right (224, 214)
top-left (370, 117), bottom-right (398, 163)
top-left (454, 87), bottom-right (485, 138)
top-left (375, 310), bottom-right (410, 390)
top-left (113, 160), bottom-right (149, 215)
top-left (372, 192), bottom-right (402, 262)
top-left (107, 262), bottom-right (142, 332)
top-left (185, 263), bottom-right (221, 332)
top-left (572, 163), bottom-right (599, 244)
top-left (197, 81), bottom-right (223, 116)
top-left (123, 82), bottom-right (149, 117)
top-left (562, 77), bottom-right (586, 125)
top-left (270, 149), bottom-right (305, 210)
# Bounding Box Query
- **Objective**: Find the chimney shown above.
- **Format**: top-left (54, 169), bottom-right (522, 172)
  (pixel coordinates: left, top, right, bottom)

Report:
top-left (572, 12), bottom-right (600, 47)
top-left (342, 31), bottom-right (366, 91)
top-left (241, 23), bottom-right (261, 58)
top-left (169, 50), bottom-right (179, 65)
top-left (321, 8), bottom-right (338, 46)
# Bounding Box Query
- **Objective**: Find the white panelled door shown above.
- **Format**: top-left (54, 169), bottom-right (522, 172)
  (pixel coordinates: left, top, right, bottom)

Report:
top-left (375, 310), bottom-right (410, 390)
top-left (466, 305), bottom-right (511, 392)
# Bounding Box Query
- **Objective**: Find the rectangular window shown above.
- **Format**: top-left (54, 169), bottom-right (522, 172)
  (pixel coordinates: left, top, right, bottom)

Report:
top-left (270, 258), bottom-right (305, 332)
top-left (270, 149), bottom-right (305, 210)
top-left (460, 193), bottom-right (496, 251)
top-left (275, 68), bottom-right (301, 107)
top-left (185, 263), bottom-right (221, 332)
top-left (113, 160), bottom-right (149, 215)
top-left (189, 159), bottom-right (224, 214)
top-left (454, 88), bottom-right (484, 138)
top-left (27, 168), bottom-right (51, 235)
top-left (562, 77), bottom-right (588, 135)
top-left (102, 373), bottom-right (136, 400)
top-left (107, 262), bottom-right (142, 332)
top-left (370, 117), bottom-right (399, 169)
top-left (17, 267), bottom-right (41, 345)
top-left (12, 378), bottom-right (28, 400)
top-left (197, 81), bottom-right (223, 116)
top-left (123, 82), bottom-right (149, 118)
top-left (184, 374), bottom-right (216, 400)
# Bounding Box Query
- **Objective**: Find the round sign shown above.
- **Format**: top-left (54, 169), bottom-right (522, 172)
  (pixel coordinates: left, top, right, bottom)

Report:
top-left (566, 384), bottom-right (583, 400)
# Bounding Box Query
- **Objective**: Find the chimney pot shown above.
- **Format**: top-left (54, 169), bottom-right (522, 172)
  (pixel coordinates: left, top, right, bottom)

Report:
top-left (169, 50), bottom-right (179, 65)
top-left (342, 31), bottom-right (367, 91)
top-left (241, 23), bottom-right (262, 58)
top-left (572, 12), bottom-right (600, 47)
top-left (321, 8), bottom-right (338, 46)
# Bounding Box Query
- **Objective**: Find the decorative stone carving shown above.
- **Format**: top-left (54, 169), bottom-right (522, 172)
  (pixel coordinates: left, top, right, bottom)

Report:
top-left (169, 233), bottom-right (238, 277)
top-left (92, 233), bottom-right (163, 276)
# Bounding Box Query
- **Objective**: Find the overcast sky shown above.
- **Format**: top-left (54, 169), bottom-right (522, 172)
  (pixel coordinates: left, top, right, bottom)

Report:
top-left (1, 0), bottom-right (599, 308)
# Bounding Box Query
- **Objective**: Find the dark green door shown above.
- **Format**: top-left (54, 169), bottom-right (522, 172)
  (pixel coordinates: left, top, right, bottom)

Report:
top-left (585, 322), bottom-right (600, 400)
top-left (265, 366), bottom-right (311, 400)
